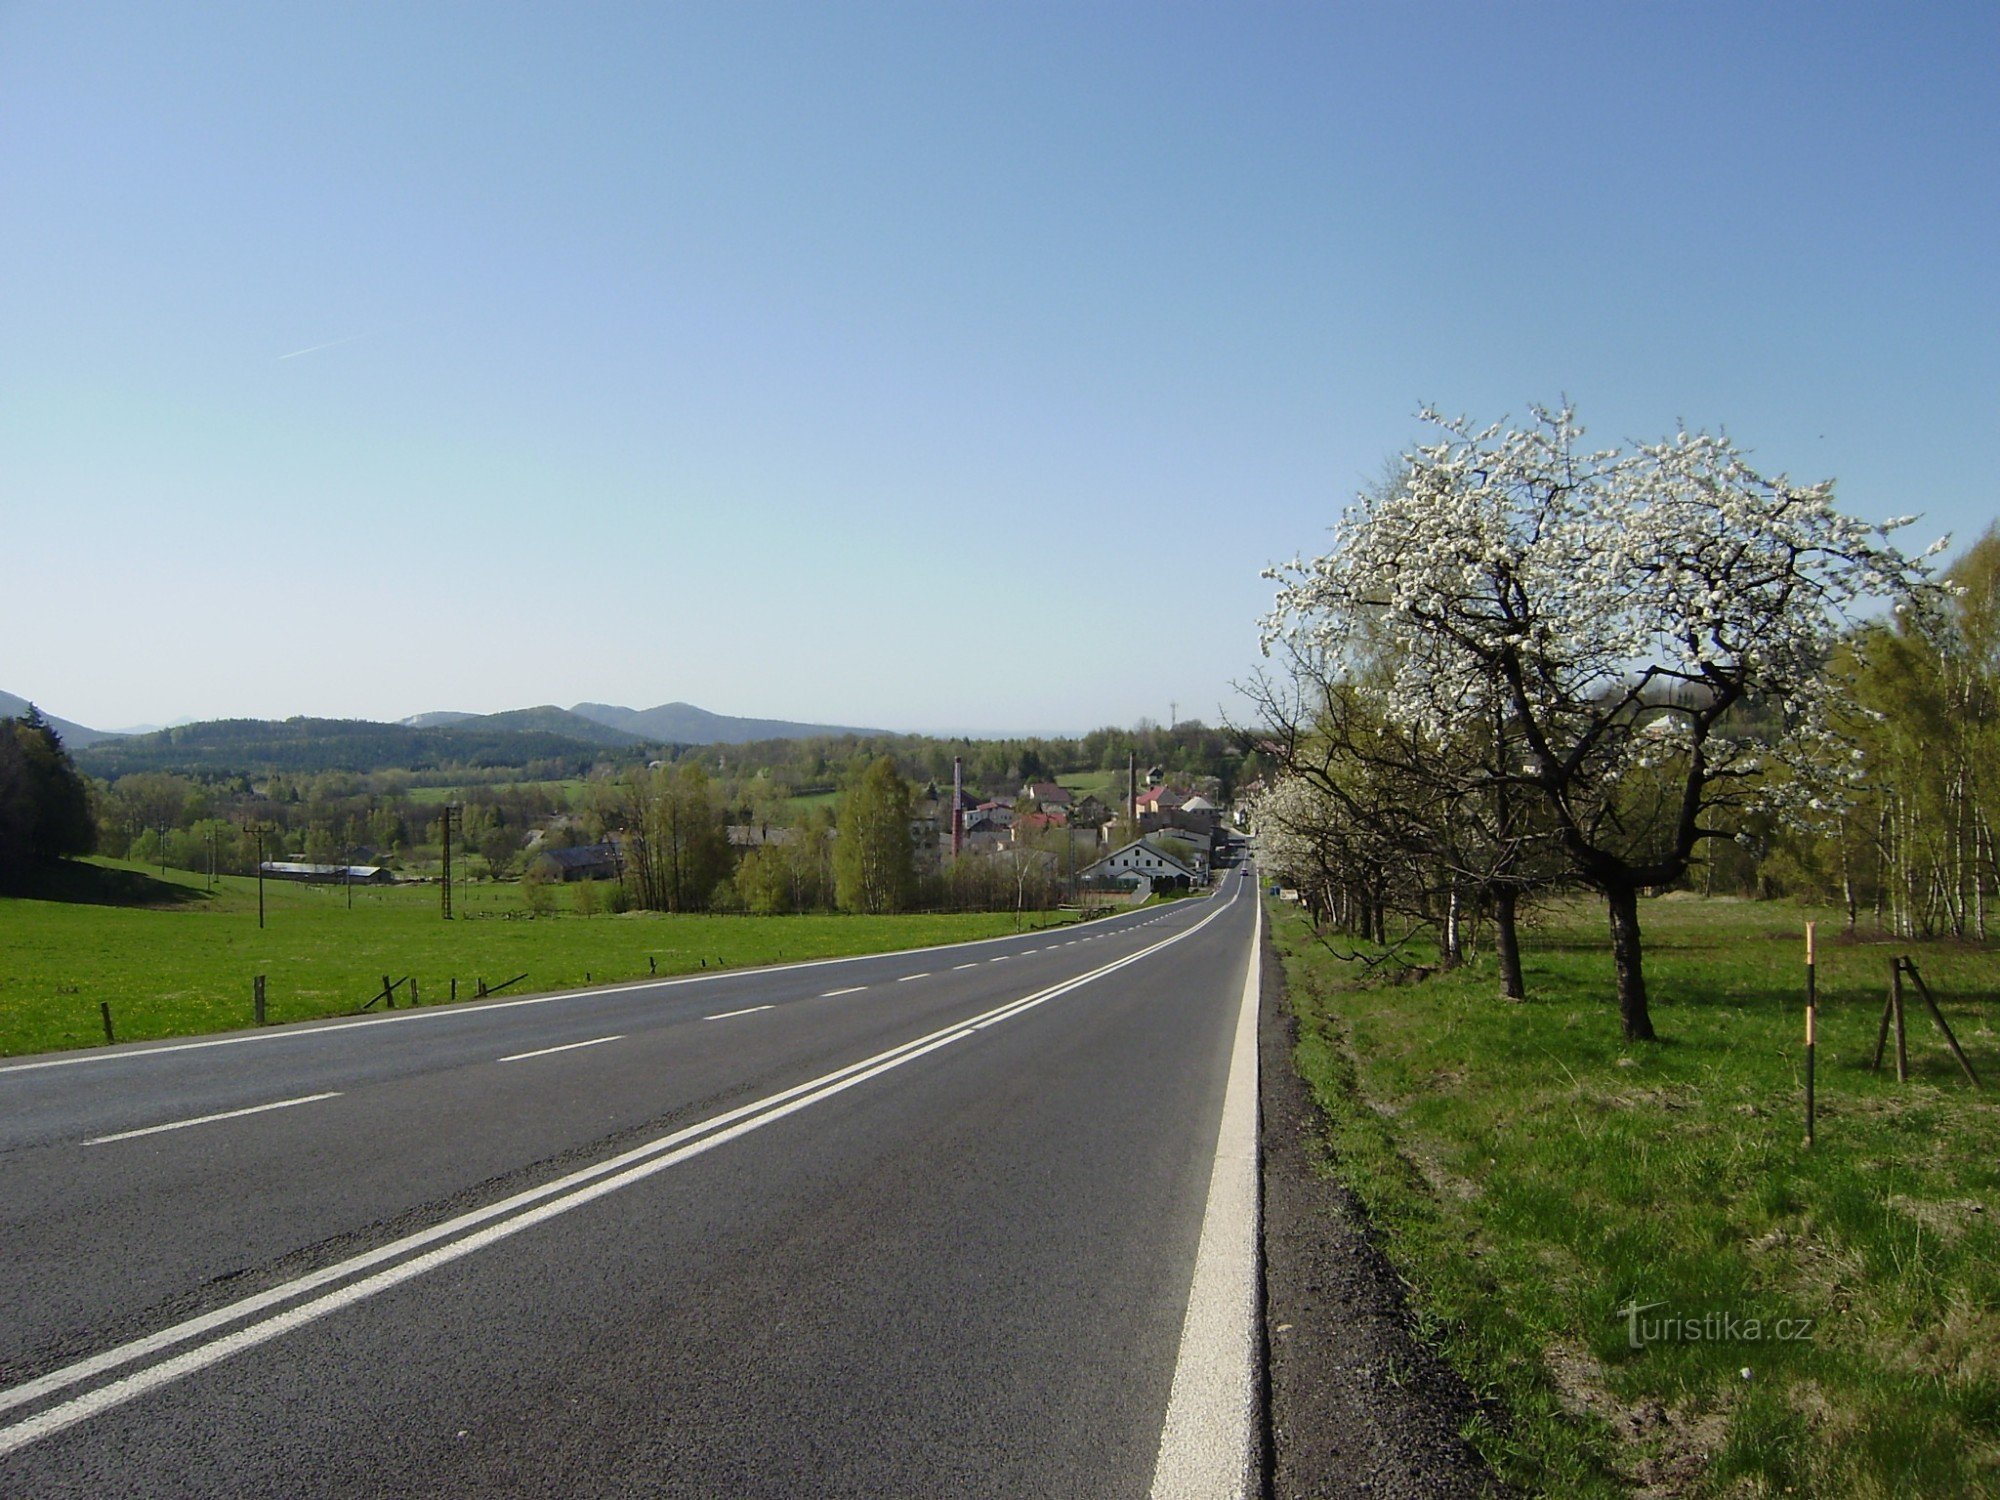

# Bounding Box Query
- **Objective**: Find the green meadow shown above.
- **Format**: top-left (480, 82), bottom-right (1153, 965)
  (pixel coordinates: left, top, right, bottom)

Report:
top-left (1270, 894), bottom-right (2000, 1497)
top-left (0, 859), bottom-right (1074, 1057)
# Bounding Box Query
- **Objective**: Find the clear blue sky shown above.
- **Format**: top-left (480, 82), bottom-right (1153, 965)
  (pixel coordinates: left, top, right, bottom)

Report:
top-left (4, 2), bottom-right (1994, 736)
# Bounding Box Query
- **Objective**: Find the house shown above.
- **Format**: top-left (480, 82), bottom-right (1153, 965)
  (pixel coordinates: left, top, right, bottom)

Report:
top-left (259, 862), bottom-right (394, 885)
top-left (1021, 781), bottom-right (1074, 813)
top-left (543, 843), bottom-right (622, 882)
top-left (1064, 794), bottom-right (1110, 830)
top-left (1079, 837), bottom-right (1202, 890)
top-left (726, 824), bottom-right (796, 850)
top-left (1010, 810), bottom-right (1070, 843)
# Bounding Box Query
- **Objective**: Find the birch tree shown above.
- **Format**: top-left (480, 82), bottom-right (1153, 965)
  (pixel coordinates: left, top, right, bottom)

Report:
top-left (1265, 404), bottom-right (1938, 1040)
top-left (835, 756), bottom-right (916, 915)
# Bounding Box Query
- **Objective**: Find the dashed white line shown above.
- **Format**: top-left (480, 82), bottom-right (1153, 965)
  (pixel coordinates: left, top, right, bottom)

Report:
top-left (82, 1093), bottom-right (342, 1147)
top-left (820, 986), bottom-right (867, 998)
top-left (499, 1036), bottom-right (623, 1063)
top-left (952, 963), bottom-right (978, 971)
top-left (897, 973), bottom-right (931, 983)
top-left (704, 1006), bottom-right (774, 1021)
top-left (988, 956), bottom-right (1008, 963)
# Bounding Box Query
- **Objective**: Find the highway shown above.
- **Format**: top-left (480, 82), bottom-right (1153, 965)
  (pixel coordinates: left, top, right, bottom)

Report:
top-left (0, 873), bottom-right (1263, 1496)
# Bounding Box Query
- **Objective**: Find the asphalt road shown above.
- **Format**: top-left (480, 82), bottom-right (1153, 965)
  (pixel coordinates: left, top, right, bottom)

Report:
top-left (0, 873), bottom-right (1263, 1496)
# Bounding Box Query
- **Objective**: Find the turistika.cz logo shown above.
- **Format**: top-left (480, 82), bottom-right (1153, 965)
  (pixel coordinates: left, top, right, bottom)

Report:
top-left (1615, 1300), bottom-right (1816, 1350)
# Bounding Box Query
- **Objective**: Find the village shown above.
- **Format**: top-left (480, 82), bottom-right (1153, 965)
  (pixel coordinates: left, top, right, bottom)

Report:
top-left (254, 756), bottom-right (1250, 910)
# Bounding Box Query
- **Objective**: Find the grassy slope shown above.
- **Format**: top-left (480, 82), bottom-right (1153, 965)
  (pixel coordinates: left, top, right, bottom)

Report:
top-left (0, 859), bottom-right (1074, 1056)
top-left (1270, 894), bottom-right (2000, 1498)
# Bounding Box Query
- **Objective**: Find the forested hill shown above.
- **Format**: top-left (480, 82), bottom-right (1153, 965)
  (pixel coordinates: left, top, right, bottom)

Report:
top-left (570, 701), bottom-right (888, 744)
top-left (72, 717), bottom-right (653, 778)
top-left (446, 706), bottom-right (647, 748)
top-left (0, 691), bottom-right (120, 749)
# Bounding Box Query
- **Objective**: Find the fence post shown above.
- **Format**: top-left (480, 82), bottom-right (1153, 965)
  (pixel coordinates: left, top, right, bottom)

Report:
top-left (100, 1002), bottom-right (115, 1046)
top-left (254, 974), bottom-right (266, 1026)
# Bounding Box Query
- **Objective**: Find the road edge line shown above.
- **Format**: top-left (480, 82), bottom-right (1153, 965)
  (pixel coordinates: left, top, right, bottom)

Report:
top-left (1149, 890), bottom-right (1261, 1499)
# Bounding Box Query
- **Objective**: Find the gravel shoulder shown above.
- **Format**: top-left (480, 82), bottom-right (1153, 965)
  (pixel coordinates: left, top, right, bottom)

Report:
top-left (1258, 920), bottom-right (1506, 1499)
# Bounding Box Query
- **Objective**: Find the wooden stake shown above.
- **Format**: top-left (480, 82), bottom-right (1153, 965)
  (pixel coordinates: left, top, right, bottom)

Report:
top-left (1893, 960), bottom-right (1909, 1082)
top-left (1902, 959), bottom-right (1982, 1089)
top-left (100, 1002), bottom-right (115, 1046)
top-left (254, 974), bottom-right (266, 1026)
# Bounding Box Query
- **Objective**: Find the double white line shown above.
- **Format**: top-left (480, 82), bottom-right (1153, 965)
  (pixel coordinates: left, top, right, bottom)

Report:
top-left (0, 888), bottom-right (1239, 1459)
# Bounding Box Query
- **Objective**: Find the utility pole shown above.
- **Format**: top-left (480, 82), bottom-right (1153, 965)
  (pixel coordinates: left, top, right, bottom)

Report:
top-left (440, 804), bottom-right (458, 920)
top-left (254, 826), bottom-right (267, 929)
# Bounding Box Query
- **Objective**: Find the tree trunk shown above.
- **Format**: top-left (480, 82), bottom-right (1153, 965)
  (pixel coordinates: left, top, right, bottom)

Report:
top-left (1604, 883), bottom-right (1656, 1041)
top-left (1441, 881), bottom-right (1463, 969)
top-left (1494, 886), bottom-right (1526, 1001)
top-left (1839, 815), bottom-right (1858, 934)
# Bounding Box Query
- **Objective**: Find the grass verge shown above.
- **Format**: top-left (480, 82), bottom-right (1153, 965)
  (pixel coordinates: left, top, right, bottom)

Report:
top-left (1269, 893), bottom-right (2000, 1497)
top-left (0, 859), bottom-right (1076, 1057)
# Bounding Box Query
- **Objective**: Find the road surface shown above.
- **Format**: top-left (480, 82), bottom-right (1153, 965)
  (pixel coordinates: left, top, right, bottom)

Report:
top-left (0, 875), bottom-right (1262, 1496)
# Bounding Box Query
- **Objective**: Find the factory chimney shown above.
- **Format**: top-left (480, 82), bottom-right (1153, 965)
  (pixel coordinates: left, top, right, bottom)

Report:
top-left (952, 755), bottom-right (965, 857)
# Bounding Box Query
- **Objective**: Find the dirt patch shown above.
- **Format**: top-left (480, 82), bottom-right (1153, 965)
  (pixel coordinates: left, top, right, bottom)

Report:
top-left (1543, 1342), bottom-right (1730, 1498)
top-left (1885, 1193), bottom-right (1988, 1241)
top-left (1260, 926), bottom-right (1506, 1498)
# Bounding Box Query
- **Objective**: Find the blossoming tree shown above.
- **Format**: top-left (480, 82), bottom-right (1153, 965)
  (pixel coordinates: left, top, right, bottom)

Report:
top-left (1264, 405), bottom-right (1937, 1040)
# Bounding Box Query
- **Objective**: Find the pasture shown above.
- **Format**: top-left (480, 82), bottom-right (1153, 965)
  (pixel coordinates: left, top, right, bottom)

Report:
top-left (0, 859), bottom-right (1073, 1057)
top-left (1270, 893), bottom-right (2000, 1496)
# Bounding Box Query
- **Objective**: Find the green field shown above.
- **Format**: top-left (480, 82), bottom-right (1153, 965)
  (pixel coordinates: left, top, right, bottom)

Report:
top-left (1057, 769), bottom-right (1124, 801)
top-left (1270, 894), bottom-right (2000, 1497)
top-left (0, 860), bottom-right (1077, 1057)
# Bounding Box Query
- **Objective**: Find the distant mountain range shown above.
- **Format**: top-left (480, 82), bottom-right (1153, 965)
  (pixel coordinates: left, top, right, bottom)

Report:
top-left (4, 688), bottom-right (892, 778)
top-left (401, 702), bottom-right (888, 746)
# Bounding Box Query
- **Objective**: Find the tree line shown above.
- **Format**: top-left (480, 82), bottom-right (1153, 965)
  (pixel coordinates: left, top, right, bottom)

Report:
top-left (39, 710), bottom-right (1254, 917)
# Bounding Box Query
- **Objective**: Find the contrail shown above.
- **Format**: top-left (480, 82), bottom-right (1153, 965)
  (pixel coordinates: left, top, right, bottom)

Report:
top-left (277, 332), bottom-right (370, 361)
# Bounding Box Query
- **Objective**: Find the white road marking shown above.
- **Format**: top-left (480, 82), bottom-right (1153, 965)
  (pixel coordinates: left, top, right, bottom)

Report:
top-left (952, 963), bottom-right (978, 971)
top-left (498, 1036), bottom-right (622, 1063)
top-left (704, 1006), bottom-right (774, 1021)
top-left (897, 973), bottom-right (931, 983)
top-left (1149, 896), bottom-right (1261, 1500)
top-left (82, 1093), bottom-right (342, 1148)
top-left (0, 892), bottom-right (1248, 1456)
top-left (989, 956), bottom-right (1007, 962)
top-left (819, 986), bottom-right (867, 998)
top-left (0, 891), bottom-right (1245, 1456)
